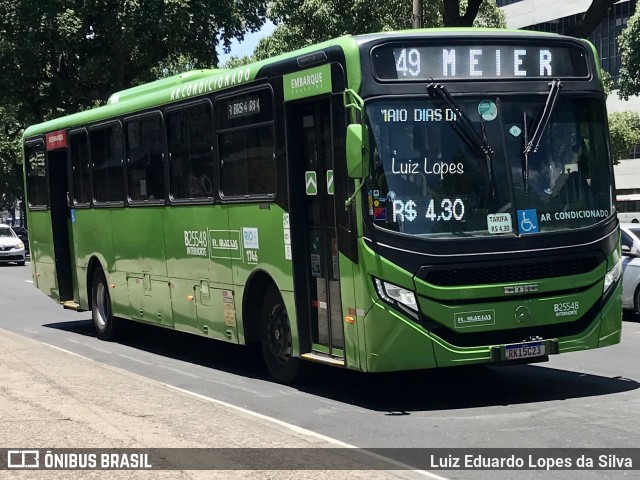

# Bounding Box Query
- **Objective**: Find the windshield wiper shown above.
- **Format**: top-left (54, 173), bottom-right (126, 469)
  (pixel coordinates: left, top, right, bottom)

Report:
top-left (522, 78), bottom-right (562, 194)
top-left (427, 82), bottom-right (495, 195)
top-left (427, 82), bottom-right (493, 158)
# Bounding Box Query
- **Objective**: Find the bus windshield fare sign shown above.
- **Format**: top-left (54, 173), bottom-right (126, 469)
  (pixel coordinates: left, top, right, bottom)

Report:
top-left (373, 44), bottom-right (589, 81)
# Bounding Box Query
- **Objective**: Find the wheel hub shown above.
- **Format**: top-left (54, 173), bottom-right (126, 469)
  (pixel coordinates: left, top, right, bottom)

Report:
top-left (268, 305), bottom-right (291, 364)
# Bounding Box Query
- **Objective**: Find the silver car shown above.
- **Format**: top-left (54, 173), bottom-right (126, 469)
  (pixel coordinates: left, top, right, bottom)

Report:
top-left (0, 224), bottom-right (26, 266)
top-left (621, 223), bottom-right (640, 314)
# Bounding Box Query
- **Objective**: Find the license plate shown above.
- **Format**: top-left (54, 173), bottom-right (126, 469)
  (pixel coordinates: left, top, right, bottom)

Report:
top-left (504, 341), bottom-right (545, 360)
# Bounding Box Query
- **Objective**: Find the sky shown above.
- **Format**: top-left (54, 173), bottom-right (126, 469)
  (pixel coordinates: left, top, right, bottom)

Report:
top-left (217, 21), bottom-right (276, 65)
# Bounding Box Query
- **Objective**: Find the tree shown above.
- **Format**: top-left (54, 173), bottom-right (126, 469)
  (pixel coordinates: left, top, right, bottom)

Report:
top-left (250, 0), bottom-right (505, 61)
top-left (565, 0), bottom-right (618, 38)
top-left (0, 0), bottom-right (269, 126)
top-left (602, 71), bottom-right (613, 96)
top-left (618, 6), bottom-right (640, 100)
top-left (0, 105), bottom-right (24, 216)
top-left (0, 0), bottom-right (270, 207)
top-left (443, 0), bottom-right (483, 27)
top-left (608, 111), bottom-right (640, 164)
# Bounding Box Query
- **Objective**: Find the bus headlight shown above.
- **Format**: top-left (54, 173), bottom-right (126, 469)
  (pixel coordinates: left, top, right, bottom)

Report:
top-left (374, 278), bottom-right (418, 318)
top-left (603, 258), bottom-right (622, 294)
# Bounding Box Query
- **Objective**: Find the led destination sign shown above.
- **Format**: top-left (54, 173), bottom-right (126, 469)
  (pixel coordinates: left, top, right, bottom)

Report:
top-left (226, 95), bottom-right (261, 120)
top-left (373, 44), bottom-right (589, 81)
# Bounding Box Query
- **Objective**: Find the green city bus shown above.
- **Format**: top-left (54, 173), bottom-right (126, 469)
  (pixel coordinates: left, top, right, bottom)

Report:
top-left (23, 29), bottom-right (622, 383)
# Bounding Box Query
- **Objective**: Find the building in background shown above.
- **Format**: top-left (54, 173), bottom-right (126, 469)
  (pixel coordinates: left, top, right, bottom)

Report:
top-left (497, 0), bottom-right (636, 84)
top-left (497, 0), bottom-right (640, 203)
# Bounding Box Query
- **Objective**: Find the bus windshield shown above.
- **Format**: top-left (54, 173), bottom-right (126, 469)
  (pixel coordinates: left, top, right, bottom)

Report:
top-left (366, 95), bottom-right (613, 238)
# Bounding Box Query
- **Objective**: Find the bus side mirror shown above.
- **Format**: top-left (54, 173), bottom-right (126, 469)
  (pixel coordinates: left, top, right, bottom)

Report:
top-left (346, 124), bottom-right (365, 179)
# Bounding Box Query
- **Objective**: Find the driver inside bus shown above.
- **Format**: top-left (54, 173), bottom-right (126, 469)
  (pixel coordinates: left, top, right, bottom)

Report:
top-left (545, 130), bottom-right (590, 203)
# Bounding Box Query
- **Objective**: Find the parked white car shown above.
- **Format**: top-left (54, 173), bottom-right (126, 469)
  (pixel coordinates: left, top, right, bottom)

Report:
top-left (620, 223), bottom-right (640, 314)
top-left (0, 224), bottom-right (26, 266)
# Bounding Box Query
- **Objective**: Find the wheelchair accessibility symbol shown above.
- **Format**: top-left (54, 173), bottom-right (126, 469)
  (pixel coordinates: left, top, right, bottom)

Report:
top-left (517, 209), bottom-right (539, 234)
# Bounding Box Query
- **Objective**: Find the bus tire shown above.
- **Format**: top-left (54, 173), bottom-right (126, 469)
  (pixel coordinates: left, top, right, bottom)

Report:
top-left (261, 286), bottom-right (300, 384)
top-left (91, 268), bottom-right (119, 341)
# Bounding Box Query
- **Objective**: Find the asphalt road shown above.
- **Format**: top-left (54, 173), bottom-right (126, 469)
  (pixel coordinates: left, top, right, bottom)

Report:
top-left (1, 261), bottom-right (639, 479)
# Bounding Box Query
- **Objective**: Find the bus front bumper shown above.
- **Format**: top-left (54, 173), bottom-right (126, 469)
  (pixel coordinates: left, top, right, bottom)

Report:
top-left (361, 281), bottom-right (622, 372)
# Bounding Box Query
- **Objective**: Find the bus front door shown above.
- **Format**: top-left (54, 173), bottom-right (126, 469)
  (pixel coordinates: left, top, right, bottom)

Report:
top-left (289, 99), bottom-right (345, 360)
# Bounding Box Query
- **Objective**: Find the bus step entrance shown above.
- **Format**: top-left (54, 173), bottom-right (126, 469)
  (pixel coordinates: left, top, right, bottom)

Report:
top-left (62, 300), bottom-right (81, 311)
top-left (300, 352), bottom-right (345, 367)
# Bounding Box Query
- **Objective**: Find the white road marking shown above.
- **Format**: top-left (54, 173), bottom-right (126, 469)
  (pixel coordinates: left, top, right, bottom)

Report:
top-left (84, 343), bottom-right (112, 354)
top-left (45, 344), bottom-right (96, 362)
top-left (203, 377), bottom-right (272, 398)
top-left (118, 354), bottom-right (151, 365)
top-left (165, 384), bottom-right (449, 480)
top-left (24, 280), bottom-right (33, 284)
top-left (68, 338), bottom-right (81, 344)
top-left (38, 341), bottom-right (446, 479)
top-left (23, 328), bottom-right (38, 334)
top-left (158, 364), bottom-right (200, 379)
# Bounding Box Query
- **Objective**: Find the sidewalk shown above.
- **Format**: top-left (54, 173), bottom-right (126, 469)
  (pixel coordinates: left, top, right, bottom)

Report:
top-left (0, 328), bottom-right (416, 480)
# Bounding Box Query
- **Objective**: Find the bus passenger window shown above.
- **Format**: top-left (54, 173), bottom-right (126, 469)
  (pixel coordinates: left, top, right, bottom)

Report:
top-left (218, 126), bottom-right (274, 196)
top-left (125, 114), bottom-right (165, 202)
top-left (166, 102), bottom-right (214, 200)
top-left (90, 123), bottom-right (124, 203)
top-left (70, 132), bottom-right (92, 205)
top-left (25, 141), bottom-right (47, 208)
top-left (189, 173), bottom-right (213, 195)
top-left (216, 88), bottom-right (275, 197)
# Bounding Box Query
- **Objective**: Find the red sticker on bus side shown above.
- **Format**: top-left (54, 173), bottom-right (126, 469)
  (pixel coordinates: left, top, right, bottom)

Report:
top-left (46, 130), bottom-right (67, 150)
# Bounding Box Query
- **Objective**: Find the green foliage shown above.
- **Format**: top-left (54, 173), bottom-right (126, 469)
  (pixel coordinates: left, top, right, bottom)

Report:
top-left (608, 111), bottom-right (640, 164)
top-left (0, 0), bottom-right (268, 122)
top-left (149, 54), bottom-right (199, 79)
top-left (467, 0), bottom-right (506, 28)
top-left (0, 0), bottom-right (270, 206)
top-left (0, 106), bottom-right (24, 210)
top-left (602, 71), bottom-right (613, 96)
top-left (619, 7), bottom-right (640, 100)
top-left (254, 0), bottom-right (505, 60)
top-left (223, 55), bottom-right (257, 68)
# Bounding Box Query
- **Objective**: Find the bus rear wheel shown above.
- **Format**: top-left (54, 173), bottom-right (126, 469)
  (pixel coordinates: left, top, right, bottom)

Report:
top-left (91, 268), bottom-right (119, 341)
top-left (261, 286), bottom-right (300, 384)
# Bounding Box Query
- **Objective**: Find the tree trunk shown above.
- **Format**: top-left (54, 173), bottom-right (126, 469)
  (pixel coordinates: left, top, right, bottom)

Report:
top-left (567, 0), bottom-right (617, 38)
top-left (413, 0), bottom-right (423, 28)
top-left (443, 0), bottom-right (484, 27)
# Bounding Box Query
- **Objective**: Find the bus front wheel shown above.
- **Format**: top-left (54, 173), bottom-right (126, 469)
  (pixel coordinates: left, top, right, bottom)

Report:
top-left (91, 268), bottom-right (119, 341)
top-left (261, 286), bottom-right (300, 384)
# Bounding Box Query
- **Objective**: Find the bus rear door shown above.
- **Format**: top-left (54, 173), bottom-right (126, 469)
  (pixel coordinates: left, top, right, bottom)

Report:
top-left (46, 131), bottom-right (77, 305)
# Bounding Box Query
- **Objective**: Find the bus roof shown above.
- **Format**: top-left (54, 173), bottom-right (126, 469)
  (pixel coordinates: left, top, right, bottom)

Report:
top-left (106, 69), bottom-right (223, 105)
top-left (23, 28), bottom-right (589, 140)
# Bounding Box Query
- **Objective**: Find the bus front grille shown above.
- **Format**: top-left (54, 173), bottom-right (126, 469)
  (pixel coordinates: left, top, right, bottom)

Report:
top-left (418, 253), bottom-right (603, 287)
